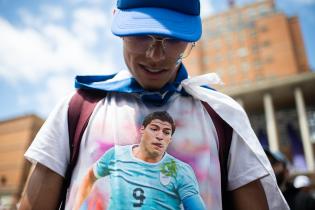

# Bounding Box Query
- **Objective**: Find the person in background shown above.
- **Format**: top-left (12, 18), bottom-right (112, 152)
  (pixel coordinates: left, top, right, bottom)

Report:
top-left (263, 147), bottom-right (290, 190)
top-left (264, 147), bottom-right (315, 210)
top-left (291, 175), bottom-right (315, 210)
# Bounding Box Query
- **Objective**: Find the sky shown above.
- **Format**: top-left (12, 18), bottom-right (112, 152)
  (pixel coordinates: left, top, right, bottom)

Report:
top-left (0, 0), bottom-right (314, 121)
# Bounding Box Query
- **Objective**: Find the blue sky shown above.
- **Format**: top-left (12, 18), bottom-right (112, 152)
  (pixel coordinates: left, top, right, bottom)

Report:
top-left (0, 0), bottom-right (314, 120)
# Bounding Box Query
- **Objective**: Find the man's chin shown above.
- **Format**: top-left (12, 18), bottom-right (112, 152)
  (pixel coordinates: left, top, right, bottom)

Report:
top-left (141, 83), bottom-right (166, 91)
top-left (149, 150), bottom-right (164, 159)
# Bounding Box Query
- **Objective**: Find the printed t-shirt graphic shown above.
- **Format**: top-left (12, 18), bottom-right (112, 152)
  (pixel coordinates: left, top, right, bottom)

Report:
top-left (92, 145), bottom-right (199, 209)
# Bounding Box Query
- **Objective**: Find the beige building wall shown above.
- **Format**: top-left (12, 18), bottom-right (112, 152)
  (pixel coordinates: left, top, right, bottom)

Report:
top-left (0, 115), bottom-right (43, 209)
top-left (184, 41), bottom-right (204, 76)
top-left (255, 13), bottom-right (299, 78)
top-left (288, 16), bottom-right (309, 73)
top-left (184, 0), bottom-right (309, 87)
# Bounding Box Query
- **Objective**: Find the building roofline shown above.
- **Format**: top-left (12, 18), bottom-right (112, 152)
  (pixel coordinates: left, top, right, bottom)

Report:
top-left (0, 114), bottom-right (44, 125)
top-left (220, 71), bottom-right (315, 97)
top-left (203, 0), bottom-right (276, 21)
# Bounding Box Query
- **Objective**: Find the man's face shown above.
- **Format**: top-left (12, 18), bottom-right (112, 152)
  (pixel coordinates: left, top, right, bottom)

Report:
top-left (123, 35), bottom-right (189, 90)
top-left (140, 119), bottom-right (173, 160)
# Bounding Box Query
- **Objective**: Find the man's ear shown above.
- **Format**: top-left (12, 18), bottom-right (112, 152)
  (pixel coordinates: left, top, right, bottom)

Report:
top-left (113, 8), bottom-right (116, 15)
top-left (140, 126), bottom-right (145, 135)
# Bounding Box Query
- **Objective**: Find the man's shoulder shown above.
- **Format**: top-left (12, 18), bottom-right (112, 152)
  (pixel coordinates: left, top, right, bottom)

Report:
top-left (162, 154), bottom-right (197, 184)
top-left (113, 144), bottom-right (133, 157)
top-left (99, 145), bottom-right (132, 161)
top-left (165, 154), bottom-right (194, 172)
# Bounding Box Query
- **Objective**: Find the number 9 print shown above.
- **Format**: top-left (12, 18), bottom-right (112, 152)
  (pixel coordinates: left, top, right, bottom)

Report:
top-left (133, 188), bottom-right (146, 207)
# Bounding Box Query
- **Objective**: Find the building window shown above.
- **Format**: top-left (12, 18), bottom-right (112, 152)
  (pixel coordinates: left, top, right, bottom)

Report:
top-left (203, 57), bottom-right (211, 64)
top-left (229, 65), bottom-right (237, 75)
top-left (241, 62), bottom-right (250, 72)
top-left (259, 5), bottom-right (271, 16)
top-left (308, 111), bottom-right (315, 142)
top-left (254, 59), bottom-right (262, 69)
top-left (237, 13), bottom-right (243, 23)
top-left (214, 68), bottom-right (223, 76)
top-left (216, 18), bottom-right (223, 30)
top-left (220, 25), bottom-right (228, 33)
top-left (252, 44), bottom-right (259, 54)
top-left (1, 176), bottom-right (7, 186)
top-left (265, 56), bottom-right (273, 64)
top-left (225, 34), bottom-right (233, 43)
top-left (260, 25), bottom-right (268, 32)
top-left (238, 48), bottom-right (248, 58)
top-left (238, 30), bottom-right (246, 42)
top-left (247, 21), bottom-right (255, 29)
top-left (215, 55), bottom-right (222, 63)
top-left (213, 39), bottom-right (221, 49)
top-left (262, 40), bottom-right (271, 47)
top-left (247, 8), bottom-right (257, 20)
top-left (226, 52), bottom-right (233, 61)
top-left (225, 16), bottom-right (230, 26)
top-left (250, 30), bottom-right (257, 38)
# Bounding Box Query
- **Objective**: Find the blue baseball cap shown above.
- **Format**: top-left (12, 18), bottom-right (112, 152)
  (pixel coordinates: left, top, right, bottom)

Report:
top-left (111, 0), bottom-right (202, 42)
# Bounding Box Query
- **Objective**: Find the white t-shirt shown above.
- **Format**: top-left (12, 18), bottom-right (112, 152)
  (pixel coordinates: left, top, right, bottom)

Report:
top-left (25, 91), bottom-right (267, 210)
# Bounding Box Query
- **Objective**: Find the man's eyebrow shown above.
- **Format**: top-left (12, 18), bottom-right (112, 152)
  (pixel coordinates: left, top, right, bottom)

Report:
top-left (150, 123), bottom-right (171, 129)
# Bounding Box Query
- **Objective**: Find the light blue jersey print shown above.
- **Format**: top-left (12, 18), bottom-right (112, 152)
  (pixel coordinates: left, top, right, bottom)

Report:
top-left (93, 145), bottom-right (199, 210)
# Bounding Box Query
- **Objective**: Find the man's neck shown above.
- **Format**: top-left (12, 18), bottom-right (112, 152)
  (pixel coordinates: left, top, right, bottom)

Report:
top-left (132, 145), bottom-right (163, 163)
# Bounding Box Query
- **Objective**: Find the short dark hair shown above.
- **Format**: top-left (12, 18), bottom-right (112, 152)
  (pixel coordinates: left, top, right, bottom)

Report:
top-left (142, 111), bottom-right (176, 135)
top-left (264, 147), bottom-right (287, 168)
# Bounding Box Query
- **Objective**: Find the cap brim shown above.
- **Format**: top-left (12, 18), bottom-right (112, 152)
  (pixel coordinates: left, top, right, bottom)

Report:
top-left (111, 8), bottom-right (202, 42)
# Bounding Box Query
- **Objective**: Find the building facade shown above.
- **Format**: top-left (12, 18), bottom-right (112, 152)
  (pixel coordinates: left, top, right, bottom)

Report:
top-left (185, 0), bottom-right (309, 84)
top-left (0, 115), bottom-right (43, 210)
top-left (184, 0), bottom-right (315, 173)
top-left (222, 72), bottom-right (315, 172)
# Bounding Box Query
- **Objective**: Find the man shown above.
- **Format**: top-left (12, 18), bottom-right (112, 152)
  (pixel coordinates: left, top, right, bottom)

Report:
top-left (19, 0), bottom-right (288, 209)
top-left (73, 111), bottom-right (205, 210)
top-left (264, 147), bottom-right (315, 210)
top-left (292, 175), bottom-right (315, 210)
top-left (263, 147), bottom-right (290, 190)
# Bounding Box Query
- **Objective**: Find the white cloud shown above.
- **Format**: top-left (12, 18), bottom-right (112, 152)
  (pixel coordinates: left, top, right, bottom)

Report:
top-left (19, 5), bottom-right (65, 25)
top-left (40, 5), bottom-right (65, 21)
top-left (71, 7), bottom-right (112, 47)
top-left (15, 74), bottom-right (75, 118)
top-left (67, 0), bottom-right (104, 6)
top-left (17, 94), bottom-right (29, 108)
top-left (0, 18), bottom-right (53, 83)
top-left (0, 6), bottom-right (120, 85)
top-left (0, 3), bottom-right (124, 118)
top-left (35, 75), bottom-right (74, 117)
top-left (200, 0), bottom-right (215, 18)
top-left (18, 8), bottom-right (43, 27)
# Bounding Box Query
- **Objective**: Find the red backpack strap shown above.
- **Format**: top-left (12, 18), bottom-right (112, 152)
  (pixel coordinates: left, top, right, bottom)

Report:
top-left (59, 89), bottom-right (106, 209)
top-left (201, 101), bottom-right (233, 210)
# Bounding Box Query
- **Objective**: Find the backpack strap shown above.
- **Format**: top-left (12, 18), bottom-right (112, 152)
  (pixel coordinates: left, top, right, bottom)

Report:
top-left (59, 89), bottom-right (106, 209)
top-left (201, 101), bottom-right (233, 210)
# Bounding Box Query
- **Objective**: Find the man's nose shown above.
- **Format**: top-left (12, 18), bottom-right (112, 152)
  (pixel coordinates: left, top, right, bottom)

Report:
top-left (156, 131), bottom-right (164, 140)
top-left (145, 42), bottom-right (166, 61)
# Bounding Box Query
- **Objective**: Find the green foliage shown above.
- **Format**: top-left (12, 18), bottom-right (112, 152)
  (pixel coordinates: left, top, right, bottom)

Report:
top-left (160, 160), bottom-right (177, 178)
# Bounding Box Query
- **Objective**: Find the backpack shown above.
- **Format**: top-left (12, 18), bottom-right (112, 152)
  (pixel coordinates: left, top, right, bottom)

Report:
top-left (60, 89), bottom-right (233, 209)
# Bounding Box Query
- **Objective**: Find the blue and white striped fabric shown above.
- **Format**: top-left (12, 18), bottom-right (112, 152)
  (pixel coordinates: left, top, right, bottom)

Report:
top-left (75, 65), bottom-right (189, 106)
top-left (74, 65), bottom-right (289, 209)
